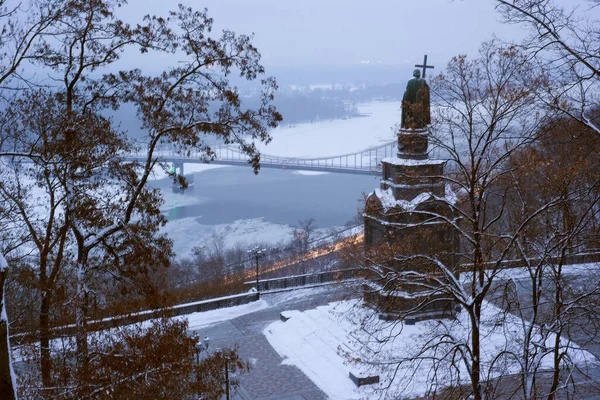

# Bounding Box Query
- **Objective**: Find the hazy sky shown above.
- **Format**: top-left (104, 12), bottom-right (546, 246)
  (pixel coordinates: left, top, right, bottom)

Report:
top-left (118, 0), bottom-right (526, 69)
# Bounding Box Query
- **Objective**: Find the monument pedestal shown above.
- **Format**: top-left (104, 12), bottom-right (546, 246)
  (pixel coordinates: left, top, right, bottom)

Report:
top-left (363, 128), bottom-right (460, 322)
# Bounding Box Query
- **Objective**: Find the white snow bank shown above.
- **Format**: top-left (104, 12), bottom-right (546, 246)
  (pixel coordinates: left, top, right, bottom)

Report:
top-left (163, 217), bottom-right (295, 258)
top-left (159, 191), bottom-right (207, 212)
top-left (265, 306), bottom-right (363, 399)
top-left (264, 285), bottom-right (336, 307)
top-left (292, 170), bottom-right (330, 176)
top-left (150, 163), bottom-right (229, 181)
top-left (182, 299), bottom-right (268, 331)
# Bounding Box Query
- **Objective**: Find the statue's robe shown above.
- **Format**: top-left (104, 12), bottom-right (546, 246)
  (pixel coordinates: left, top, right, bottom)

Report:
top-left (401, 78), bottom-right (431, 129)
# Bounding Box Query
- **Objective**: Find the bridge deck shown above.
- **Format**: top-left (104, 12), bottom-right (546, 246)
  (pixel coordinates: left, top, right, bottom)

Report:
top-left (124, 140), bottom-right (397, 176)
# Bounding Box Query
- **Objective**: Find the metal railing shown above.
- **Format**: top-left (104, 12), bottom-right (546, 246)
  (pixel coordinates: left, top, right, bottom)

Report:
top-left (123, 141), bottom-right (397, 176)
top-left (244, 268), bottom-right (365, 292)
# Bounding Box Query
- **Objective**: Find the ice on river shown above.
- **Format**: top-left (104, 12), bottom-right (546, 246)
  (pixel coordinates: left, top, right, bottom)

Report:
top-left (160, 102), bottom-right (398, 258)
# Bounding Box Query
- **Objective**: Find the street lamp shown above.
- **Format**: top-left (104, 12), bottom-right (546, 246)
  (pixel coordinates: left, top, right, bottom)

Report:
top-left (248, 246), bottom-right (266, 298)
top-left (195, 335), bottom-right (209, 364)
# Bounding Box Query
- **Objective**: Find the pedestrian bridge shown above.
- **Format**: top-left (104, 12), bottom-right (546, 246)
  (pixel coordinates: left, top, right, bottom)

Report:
top-left (124, 141), bottom-right (397, 176)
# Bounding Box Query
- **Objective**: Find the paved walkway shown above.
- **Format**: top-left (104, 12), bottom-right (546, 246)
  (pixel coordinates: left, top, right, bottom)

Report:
top-left (189, 284), bottom-right (358, 400)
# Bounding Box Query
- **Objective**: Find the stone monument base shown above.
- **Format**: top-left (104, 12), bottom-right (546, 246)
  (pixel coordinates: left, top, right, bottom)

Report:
top-left (397, 128), bottom-right (428, 160)
top-left (364, 104), bottom-right (460, 323)
top-left (363, 282), bottom-right (459, 323)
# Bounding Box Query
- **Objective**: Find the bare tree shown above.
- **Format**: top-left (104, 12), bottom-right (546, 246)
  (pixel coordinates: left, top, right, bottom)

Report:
top-left (295, 217), bottom-right (316, 254)
top-left (495, 0), bottom-right (600, 134)
top-left (0, 0), bottom-right (68, 95)
top-left (355, 42), bottom-right (573, 399)
top-left (0, 1), bottom-right (70, 396)
top-left (493, 116), bottom-right (600, 399)
top-left (191, 230), bottom-right (227, 283)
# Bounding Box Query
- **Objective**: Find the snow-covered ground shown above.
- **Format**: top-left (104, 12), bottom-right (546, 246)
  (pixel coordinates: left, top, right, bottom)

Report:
top-left (264, 298), bottom-right (598, 400)
top-left (14, 268), bottom-right (598, 398)
top-left (183, 299), bottom-right (269, 330)
top-left (150, 163), bottom-right (229, 181)
top-left (165, 217), bottom-right (297, 258)
top-left (257, 262), bottom-right (600, 399)
top-left (181, 286), bottom-right (335, 331)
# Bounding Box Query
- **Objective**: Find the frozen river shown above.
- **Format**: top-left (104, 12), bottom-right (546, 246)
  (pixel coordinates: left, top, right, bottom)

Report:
top-left (154, 165), bottom-right (379, 258)
top-left (155, 101), bottom-right (398, 257)
top-left (154, 167), bottom-right (378, 227)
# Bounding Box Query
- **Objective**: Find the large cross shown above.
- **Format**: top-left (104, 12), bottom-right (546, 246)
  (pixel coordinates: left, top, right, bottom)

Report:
top-left (415, 54), bottom-right (434, 78)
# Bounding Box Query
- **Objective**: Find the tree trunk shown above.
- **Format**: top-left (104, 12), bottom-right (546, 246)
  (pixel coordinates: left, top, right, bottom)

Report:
top-left (471, 302), bottom-right (482, 400)
top-left (40, 293), bottom-right (51, 387)
top-left (75, 262), bottom-right (89, 392)
top-left (547, 264), bottom-right (564, 400)
top-left (38, 250), bottom-right (52, 388)
top-left (0, 257), bottom-right (17, 400)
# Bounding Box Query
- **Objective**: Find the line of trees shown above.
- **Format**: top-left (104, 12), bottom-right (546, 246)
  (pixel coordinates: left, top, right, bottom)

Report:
top-left (0, 0), bottom-right (280, 398)
top-left (167, 219), bottom-right (348, 304)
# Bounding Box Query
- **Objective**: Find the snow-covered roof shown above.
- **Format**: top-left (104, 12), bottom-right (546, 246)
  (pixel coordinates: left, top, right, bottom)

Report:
top-left (374, 188), bottom-right (432, 211)
top-left (370, 185), bottom-right (458, 213)
top-left (445, 185), bottom-right (458, 206)
top-left (381, 179), bottom-right (443, 189)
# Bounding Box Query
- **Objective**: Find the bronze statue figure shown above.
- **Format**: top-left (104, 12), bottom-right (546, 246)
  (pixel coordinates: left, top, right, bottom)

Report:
top-left (401, 69), bottom-right (431, 129)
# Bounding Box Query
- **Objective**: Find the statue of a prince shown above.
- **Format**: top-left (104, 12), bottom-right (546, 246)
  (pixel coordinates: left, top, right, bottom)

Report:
top-left (401, 69), bottom-right (431, 129)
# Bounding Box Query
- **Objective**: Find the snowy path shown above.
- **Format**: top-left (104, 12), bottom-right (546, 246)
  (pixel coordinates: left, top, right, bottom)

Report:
top-left (186, 285), bottom-right (357, 400)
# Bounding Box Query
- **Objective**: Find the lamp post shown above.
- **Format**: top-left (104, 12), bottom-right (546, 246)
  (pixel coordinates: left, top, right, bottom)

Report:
top-left (247, 246), bottom-right (266, 299)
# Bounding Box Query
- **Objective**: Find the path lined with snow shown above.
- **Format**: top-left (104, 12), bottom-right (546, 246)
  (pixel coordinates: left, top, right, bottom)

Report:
top-left (263, 299), bottom-right (598, 399)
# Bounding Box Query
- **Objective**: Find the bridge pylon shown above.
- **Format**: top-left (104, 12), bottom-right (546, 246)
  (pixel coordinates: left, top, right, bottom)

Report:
top-left (171, 162), bottom-right (194, 194)
top-left (171, 162), bottom-right (184, 176)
